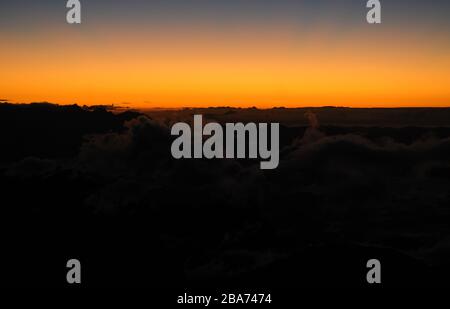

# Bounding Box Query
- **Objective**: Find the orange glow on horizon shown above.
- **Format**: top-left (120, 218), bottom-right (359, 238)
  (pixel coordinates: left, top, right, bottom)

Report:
top-left (1, 24), bottom-right (450, 108)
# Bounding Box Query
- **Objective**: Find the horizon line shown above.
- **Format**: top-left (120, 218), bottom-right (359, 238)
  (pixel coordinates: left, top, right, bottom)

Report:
top-left (3, 101), bottom-right (450, 110)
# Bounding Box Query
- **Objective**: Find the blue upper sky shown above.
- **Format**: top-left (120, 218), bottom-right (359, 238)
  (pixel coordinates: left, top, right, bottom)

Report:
top-left (1, 0), bottom-right (449, 30)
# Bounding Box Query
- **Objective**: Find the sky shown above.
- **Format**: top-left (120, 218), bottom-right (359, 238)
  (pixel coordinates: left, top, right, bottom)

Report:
top-left (1, 0), bottom-right (450, 108)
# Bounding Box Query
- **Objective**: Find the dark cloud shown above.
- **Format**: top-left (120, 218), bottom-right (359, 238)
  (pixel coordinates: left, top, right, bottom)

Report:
top-left (5, 157), bottom-right (57, 179)
top-left (3, 104), bottom-right (450, 286)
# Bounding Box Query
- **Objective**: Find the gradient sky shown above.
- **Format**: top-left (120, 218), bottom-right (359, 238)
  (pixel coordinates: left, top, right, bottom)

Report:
top-left (1, 0), bottom-right (450, 108)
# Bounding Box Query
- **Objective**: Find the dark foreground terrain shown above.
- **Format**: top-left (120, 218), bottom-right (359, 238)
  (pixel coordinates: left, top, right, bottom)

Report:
top-left (2, 103), bottom-right (450, 287)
